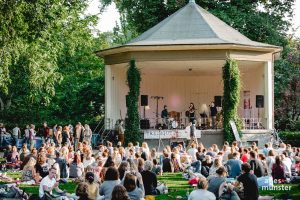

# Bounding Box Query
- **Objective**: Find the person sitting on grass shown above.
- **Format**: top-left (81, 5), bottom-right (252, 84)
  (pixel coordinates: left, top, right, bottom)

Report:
top-left (35, 153), bottom-right (50, 178)
top-left (111, 185), bottom-right (130, 200)
top-left (235, 163), bottom-right (259, 200)
top-left (22, 157), bottom-right (38, 183)
top-left (124, 172), bottom-right (145, 200)
top-left (207, 166), bottom-right (227, 198)
top-left (69, 153), bottom-right (84, 178)
top-left (272, 155), bottom-right (286, 182)
top-left (19, 143), bottom-right (30, 161)
top-left (85, 172), bottom-right (99, 200)
top-left (99, 166), bottom-right (121, 200)
top-left (141, 160), bottom-right (158, 195)
top-left (39, 167), bottom-right (65, 199)
top-left (188, 177), bottom-right (216, 200)
top-left (76, 182), bottom-right (92, 200)
top-left (10, 145), bottom-right (19, 163)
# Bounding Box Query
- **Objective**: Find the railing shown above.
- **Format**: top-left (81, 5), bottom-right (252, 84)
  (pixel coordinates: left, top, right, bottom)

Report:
top-left (241, 118), bottom-right (264, 129)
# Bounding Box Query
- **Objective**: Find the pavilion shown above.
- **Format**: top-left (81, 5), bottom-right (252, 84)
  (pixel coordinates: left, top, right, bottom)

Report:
top-left (96, 0), bottom-right (281, 146)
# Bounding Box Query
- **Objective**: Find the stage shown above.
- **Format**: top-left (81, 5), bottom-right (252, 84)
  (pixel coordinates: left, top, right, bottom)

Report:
top-left (141, 128), bottom-right (272, 149)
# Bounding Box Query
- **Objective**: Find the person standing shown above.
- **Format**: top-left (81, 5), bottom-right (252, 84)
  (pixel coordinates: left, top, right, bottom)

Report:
top-left (24, 125), bottom-right (30, 146)
top-left (188, 103), bottom-right (196, 123)
top-left (41, 122), bottom-right (50, 143)
top-left (84, 124), bottom-right (92, 144)
top-left (118, 120), bottom-right (125, 145)
top-left (75, 122), bottom-right (84, 150)
top-left (209, 102), bottom-right (217, 129)
top-left (12, 124), bottom-right (21, 146)
top-left (29, 124), bottom-right (36, 150)
top-left (0, 123), bottom-right (6, 146)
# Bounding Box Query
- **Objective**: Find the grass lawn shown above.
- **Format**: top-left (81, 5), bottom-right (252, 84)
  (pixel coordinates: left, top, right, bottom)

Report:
top-left (2, 171), bottom-right (300, 199)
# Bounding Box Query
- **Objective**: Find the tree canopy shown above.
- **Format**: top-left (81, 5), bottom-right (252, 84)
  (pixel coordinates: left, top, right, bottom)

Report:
top-left (0, 0), bottom-right (108, 126)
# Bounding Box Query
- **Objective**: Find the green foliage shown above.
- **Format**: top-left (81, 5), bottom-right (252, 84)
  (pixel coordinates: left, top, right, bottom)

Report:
top-left (125, 60), bottom-right (141, 144)
top-left (275, 39), bottom-right (300, 130)
top-left (279, 131), bottom-right (300, 147)
top-left (0, 0), bottom-right (108, 126)
top-left (222, 59), bottom-right (241, 143)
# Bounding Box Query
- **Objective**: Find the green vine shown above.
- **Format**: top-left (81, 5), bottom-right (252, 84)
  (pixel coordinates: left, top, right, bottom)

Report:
top-left (222, 58), bottom-right (242, 143)
top-left (125, 59), bottom-right (141, 144)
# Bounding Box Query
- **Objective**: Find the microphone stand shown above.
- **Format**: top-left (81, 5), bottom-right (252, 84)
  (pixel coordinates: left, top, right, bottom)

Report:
top-left (151, 96), bottom-right (164, 128)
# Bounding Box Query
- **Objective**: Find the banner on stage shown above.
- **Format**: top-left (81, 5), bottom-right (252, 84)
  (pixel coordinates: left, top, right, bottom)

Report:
top-left (144, 129), bottom-right (201, 139)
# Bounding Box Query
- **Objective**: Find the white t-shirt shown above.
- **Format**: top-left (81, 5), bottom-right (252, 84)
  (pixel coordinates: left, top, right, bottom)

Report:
top-left (187, 148), bottom-right (198, 161)
top-left (188, 189), bottom-right (216, 200)
top-left (39, 175), bottom-right (56, 198)
top-left (12, 127), bottom-right (20, 136)
top-left (282, 157), bottom-right (292, 176)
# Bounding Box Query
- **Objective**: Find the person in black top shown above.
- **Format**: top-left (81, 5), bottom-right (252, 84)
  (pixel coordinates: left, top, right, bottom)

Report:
top-left (141, 160), bottom-right (158, 195)
top-left (161, 105), bottom-right (169, 128)
top-left (249, 151), bottom-right (265, 177)
top-left (188, 103), bottom-right (196, 123)
top-left (162, 151), bottom-right (172, 172)
top-left (236, 163), bottom-right (259, 200)
top-left (209, 102), bottom-right (217, 129)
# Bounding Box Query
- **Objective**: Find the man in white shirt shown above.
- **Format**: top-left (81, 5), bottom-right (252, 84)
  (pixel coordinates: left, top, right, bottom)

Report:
top-left (281, 152), bottom-right (292, 177)
top-left (187, 143), bottom-right (198, 162)
top-left (188, 177), bottom-right (216, 200)
top-left (39, 167), bottom-right (64, 199)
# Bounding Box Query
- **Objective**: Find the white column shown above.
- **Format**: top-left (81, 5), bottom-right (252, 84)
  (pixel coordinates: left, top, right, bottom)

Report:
top-left (264, 61), bottom-right (273, 129)
top-left (105, 65), bottom-right (112, 129)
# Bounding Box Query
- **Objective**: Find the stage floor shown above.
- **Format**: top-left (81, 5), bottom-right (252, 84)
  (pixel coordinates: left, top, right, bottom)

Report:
top-left (141, 128), bottom-right (272, 149)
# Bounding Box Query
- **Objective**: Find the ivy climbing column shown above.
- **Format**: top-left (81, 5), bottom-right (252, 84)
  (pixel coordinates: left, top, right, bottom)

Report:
top-left (125, 60), bottom-right (141, 144)
top-left (222, 58), bottom-right (242, 143)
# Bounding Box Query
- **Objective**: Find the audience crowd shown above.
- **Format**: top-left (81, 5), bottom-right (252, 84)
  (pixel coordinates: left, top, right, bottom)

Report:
top-left (0, 122), bottom-right (299, 200)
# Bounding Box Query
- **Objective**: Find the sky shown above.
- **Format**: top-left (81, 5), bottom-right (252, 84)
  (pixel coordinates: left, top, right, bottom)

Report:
top-left (87, 0), bottom-right (300, 37)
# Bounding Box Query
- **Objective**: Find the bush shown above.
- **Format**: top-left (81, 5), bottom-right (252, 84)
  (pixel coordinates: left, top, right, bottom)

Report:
top-left (279, 131), bottom-right (300, 147)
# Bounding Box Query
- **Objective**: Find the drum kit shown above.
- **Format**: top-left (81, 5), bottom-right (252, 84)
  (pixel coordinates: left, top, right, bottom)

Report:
top-left (167, 117), bottom-right (179, 129)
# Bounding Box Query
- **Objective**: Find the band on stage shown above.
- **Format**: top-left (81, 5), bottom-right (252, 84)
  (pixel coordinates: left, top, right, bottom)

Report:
top-left (158, 101), bottom-right (221, 130)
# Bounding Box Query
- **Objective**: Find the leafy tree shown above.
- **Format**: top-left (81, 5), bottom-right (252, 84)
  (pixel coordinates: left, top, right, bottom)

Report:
top-left (0, 0), bottom-right (107, 126)
top-left (125, 60), bottom-right (141, 144)
top-left (275, 39), bottom-right (300, 130)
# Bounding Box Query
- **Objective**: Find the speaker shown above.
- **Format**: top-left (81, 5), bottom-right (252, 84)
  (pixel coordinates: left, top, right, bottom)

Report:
top-left (140, 119), bottom-right (150, 129)
top-left (256, 95), bottom-right (264, 108)
top-left (141, 95), bottom-right (148, 106)
top-left (214, 96), bottom-right (222, 107)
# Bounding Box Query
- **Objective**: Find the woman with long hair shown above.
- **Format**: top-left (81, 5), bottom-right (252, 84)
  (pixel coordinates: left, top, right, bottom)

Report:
top-left (99, 167), bottom-right (121, 200)
top-left (272, 156), bottom-right (286, 181)
top-left (208, 157), bottom-right (223, 178)
top-left (19, 143), bottom-right (30, 161)
top-left (22, 157), bottom-right (37, 182)
top-left (35, 153), bottom-right (49, 178)
top-left (84, 124), bottom-right (92, 144)
top-left (69, 153), bottom-right (84, 178)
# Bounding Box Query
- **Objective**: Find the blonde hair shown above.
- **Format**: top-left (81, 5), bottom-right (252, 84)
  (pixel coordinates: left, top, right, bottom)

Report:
top-left (24, 157), bottom-right (36, 170)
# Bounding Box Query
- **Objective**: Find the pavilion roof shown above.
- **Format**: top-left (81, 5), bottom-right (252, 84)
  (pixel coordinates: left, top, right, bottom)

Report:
top-left (126, 1), bottom-right (276, 48)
